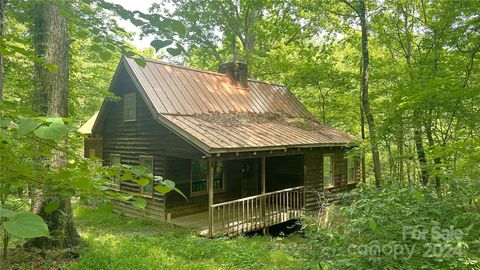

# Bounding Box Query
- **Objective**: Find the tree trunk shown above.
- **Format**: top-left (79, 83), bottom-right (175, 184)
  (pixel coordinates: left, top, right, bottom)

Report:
top-left (27, 1), bottom-right (79, 249)
top-left (359, 61), bottom-right (366, 183)
top-left (424, 113), bottom-right (441, 188)
top-left (0, 0), bottom-right (7, 100)
top-left (359, 0), bottom-right (382, 187)
top-left (413, 111), bottom-right (429, 185)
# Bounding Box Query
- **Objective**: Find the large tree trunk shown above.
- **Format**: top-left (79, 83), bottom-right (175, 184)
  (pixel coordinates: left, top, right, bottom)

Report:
top-left (27, 1), bottom-right (79, 249)
top-left (358, 0), bottom-right (382, 187)
top-left (0, 0), bottom-right (7, 100)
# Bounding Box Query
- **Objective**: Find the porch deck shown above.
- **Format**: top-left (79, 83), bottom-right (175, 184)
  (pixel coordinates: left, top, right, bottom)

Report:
top-left (170, 186), bottom-right (305, 237)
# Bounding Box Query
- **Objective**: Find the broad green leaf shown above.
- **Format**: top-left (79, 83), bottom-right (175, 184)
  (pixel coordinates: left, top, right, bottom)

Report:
top-left (164, 179), bottom-right (175, 189)
top-left (43, 201), bottom-right (60, 214)
top-left (131, 166), bottom-right (147, 176)
top-left (135, 177), bottom-right (150, 187)
top-left (170, 20), bottom-right (186, 36)
top-left (33, 121), bottom-right (68, 140)
top-left (17, 118), bottom-right (41, 137)
top-left (134, 57), bottom-right (147, 68)
top-left (3, 212), bottom-right (49, 238)
top-left (166, 48), bottom-right (182, 57)
top-left (154, 185), bottom-right (172, 194)
top-left (33, 126), bottom-right (54, 140)
top-left (150, 40), bottom-right (172, 52)
top-left (0, 207), bottom-right (16, 218)
top-left (131, 198), bottom-right (146, 209)
top-left (48, 121), bottom-right (68, 138)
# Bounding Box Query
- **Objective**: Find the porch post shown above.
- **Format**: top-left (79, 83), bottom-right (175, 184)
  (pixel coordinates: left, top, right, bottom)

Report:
top-left (261, 157), bottom-right (266, 194)
top-left (261, 157), bottom-right (266, 234)
top-left (208, 158), bottom-right (214, 238)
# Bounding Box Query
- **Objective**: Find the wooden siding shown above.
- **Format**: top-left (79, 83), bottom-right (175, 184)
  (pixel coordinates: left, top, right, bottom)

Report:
top-left (304, 147), bottom-right (359, 211)
top-left (101, 68), bottom-right (204, 221)
top-left (84, 136), bottom-right (102, 158)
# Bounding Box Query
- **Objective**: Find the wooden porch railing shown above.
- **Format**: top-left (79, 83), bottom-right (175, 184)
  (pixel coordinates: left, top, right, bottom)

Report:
top-left (211, 186), bottom-right (305, 236)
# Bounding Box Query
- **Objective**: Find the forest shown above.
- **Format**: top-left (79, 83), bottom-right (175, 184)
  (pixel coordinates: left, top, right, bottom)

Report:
top-left (0, 0), bottom-right (479, 269)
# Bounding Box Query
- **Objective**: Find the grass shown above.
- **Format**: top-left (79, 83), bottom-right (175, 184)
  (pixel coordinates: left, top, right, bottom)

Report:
top-left (67, 204), bottom-right (309, 270)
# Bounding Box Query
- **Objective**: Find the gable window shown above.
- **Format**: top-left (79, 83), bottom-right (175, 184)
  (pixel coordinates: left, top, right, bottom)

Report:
top-left (347, 157), bottom-right (356, 184)
top-left (323, 154), bottom-right (334, 188)
top-left (140, 156), bottom-right (154, 196)
top-left (110, 154), bottom-right (121, 188)
top-left (124, 93), bottom-right (136, 121)
top-left (191, 160), bottom-right (224, 195)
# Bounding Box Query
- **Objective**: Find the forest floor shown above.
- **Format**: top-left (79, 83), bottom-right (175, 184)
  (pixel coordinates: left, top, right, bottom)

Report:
top-left (3, 204), bottom-right (309, 270)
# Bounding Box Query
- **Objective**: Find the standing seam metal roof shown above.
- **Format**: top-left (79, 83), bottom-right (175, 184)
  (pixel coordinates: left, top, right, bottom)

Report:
top-left (83, 57), bottom-right (358, 153)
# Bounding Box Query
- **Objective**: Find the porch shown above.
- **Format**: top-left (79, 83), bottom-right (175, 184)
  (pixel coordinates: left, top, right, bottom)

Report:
top-left (167, 155), bottom-right (306, 237)
top-left (171, 186), bottom-right (305, 236)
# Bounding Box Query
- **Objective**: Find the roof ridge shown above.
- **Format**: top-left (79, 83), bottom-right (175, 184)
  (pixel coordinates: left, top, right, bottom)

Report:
top-left (131, 57), bottom-right (286, 88)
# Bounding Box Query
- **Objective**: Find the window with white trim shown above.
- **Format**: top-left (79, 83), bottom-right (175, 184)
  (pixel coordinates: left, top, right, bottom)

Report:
top-left (140, 156), bottom-right (154, 196)
top-left (110, 154), bottom-right (121, 188)
top-left (323, 154), bottom-right (334, 187)
top-left (124, 93), bottom-right (136, 121)
top-left (347, 157), bottom-right (356, 184)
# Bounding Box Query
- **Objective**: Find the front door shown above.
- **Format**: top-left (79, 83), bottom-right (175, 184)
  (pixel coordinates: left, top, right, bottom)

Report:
top-left (241, 159), bottom-right (259, 197)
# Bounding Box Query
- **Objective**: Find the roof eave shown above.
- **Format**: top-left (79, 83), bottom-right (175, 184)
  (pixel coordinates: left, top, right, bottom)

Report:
top-left (209, 142), bottom-right (358, 154)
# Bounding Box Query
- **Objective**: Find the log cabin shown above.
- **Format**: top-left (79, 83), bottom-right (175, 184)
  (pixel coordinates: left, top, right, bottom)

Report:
top-left (80, 56), bottom-right (360, 237)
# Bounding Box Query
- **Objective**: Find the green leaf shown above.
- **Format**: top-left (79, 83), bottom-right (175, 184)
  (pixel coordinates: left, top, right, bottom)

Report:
top-left (150, 40), bottom-right (172, 52)
top-left (0, 207), bottom-right (16, 218)
top-left (154, 185), bottom-right (172, 194)
top-left (131, 166), bottom-right (147, 176)
top-left (33, 120), bottom-right (68, 140)
top-left (131, 198), bottom-right (146, 209)
top-left (164, 179), bottom-right (175, 189)
top-left (3, 212), bottom-right (49, 238)
top-left (17, 118), bottom-right (41, 137)
top-left (166, 48), bottom-right (182, 57)
top-left (170, 20), bottom-right (186, 36)
top-left (135, 177), bottom-right (150, 187)
top-left (173, 187), bottom-right (187, 200)
top-left (134, 57), bottom-right (147, 68)
top-left (43, 201), bottom-right (60, 214)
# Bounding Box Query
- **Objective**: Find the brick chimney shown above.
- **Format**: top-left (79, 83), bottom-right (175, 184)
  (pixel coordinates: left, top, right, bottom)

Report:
top-left (218, 61), bottom-right (248, 86)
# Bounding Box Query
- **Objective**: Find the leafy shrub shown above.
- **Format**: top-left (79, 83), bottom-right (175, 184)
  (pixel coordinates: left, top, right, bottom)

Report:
top-left (298, 182), bottom-right (480, 269)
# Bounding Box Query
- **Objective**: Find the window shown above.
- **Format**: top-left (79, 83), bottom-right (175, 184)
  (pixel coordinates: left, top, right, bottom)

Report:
top-left (323, 154), bottom-right (334, 188)
top-left (347, 157), bottom-right (356, 184)
top-left (191, 160), bottom-right (224, 195)
top-left (88, 148), bottom-right (96, 158)
top-left (140, 156), bottom-right (154, 196)
top-left (110, 154), bottom-right (121, 188)
top-left (124, 93), bottom-right (136, 121)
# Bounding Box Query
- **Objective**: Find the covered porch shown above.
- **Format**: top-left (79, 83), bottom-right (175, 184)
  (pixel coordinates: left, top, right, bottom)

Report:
top-left (167, 154), bottom-right (306, 237)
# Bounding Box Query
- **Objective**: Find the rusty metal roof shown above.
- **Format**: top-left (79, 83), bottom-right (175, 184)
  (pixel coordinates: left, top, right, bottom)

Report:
top-left (162, 114), bottom-right (358, 153)
top-left (124, 57), bottom-right (313, 118)
top-left (90, 57), bottom-right (358, 154)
